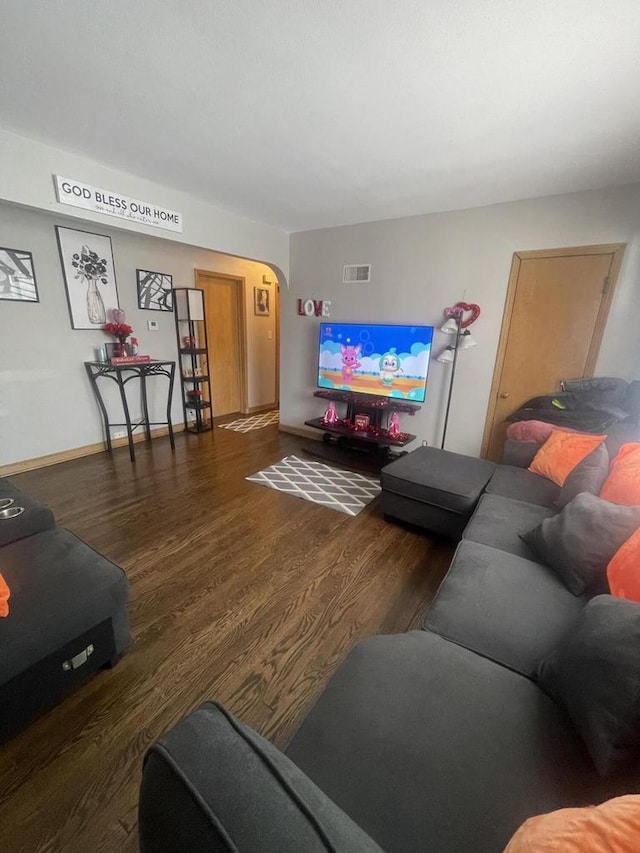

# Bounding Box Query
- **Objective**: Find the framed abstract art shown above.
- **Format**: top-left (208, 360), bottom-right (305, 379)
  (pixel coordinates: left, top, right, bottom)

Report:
top-left (0, 247), bottom-right (39, 302)
top-left (137, 269), bottom-right (173, 311)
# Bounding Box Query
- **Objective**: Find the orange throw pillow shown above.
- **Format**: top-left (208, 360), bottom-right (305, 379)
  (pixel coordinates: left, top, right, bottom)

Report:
top-left (0, 572), bottom-right (10, 617)
top-left (504, 795), bottom-right (640, 853)
top-left (528, 430), bottom-right (607, 487)
top-left (601, 443), bottom-right (640, 506)
top-left (608, 527), bottom-right (640, 603)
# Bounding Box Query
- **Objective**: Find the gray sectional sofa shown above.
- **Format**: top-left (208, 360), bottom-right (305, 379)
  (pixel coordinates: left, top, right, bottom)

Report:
top-left (138, 442), bottom-right (640, 853)
top-left (0, 477), bottom-right (131, 741)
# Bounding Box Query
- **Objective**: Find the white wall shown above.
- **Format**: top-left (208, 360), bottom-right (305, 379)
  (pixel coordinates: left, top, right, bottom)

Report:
top-left (0, 128), bottom-right (289, 280)
top-left (283, 183), bottom-right (640, 456)
top-left (0, 203), bottom-right (278, 466)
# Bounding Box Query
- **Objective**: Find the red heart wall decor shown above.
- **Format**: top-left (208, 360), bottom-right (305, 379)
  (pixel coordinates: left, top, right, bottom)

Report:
top-left (443, 302), bottom-right (481, 328)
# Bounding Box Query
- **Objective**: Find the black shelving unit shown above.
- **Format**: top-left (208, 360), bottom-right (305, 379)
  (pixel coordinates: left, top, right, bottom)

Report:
top-left (173, 288), bottom-right (213, 433)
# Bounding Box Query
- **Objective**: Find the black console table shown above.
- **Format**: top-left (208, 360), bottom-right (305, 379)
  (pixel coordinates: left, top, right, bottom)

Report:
top-left (85, 361), bottom-right (176, 462)
top-left (303, 389), bottom-right (420, 474)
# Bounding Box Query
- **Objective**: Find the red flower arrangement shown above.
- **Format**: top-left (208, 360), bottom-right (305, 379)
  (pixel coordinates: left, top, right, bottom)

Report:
top-left (103, 322), bottom-right (133, 343)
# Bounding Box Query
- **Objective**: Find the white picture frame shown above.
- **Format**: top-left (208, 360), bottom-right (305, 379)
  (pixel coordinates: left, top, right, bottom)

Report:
top-left (55, 226), bottom-right (120, 329)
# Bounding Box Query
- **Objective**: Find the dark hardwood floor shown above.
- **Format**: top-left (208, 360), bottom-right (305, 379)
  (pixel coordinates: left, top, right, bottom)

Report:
top-left (1, 426), bottom-right (453, 852)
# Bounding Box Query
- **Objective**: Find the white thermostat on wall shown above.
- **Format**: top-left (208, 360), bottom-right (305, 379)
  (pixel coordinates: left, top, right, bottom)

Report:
top-left (147, 319), bottom-right (159, 331)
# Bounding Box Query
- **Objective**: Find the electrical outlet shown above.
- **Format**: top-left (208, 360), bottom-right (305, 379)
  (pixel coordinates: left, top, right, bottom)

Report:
top-left (147, 319), bottom-right (159, 331)
top-left (113, 430), bottom-right (127, 439)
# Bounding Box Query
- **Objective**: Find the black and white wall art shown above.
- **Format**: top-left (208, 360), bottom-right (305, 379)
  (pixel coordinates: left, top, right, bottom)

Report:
top-left (0, 247), bottom-right (39, 302)
top-left (136, 269), bottom-right (173, 311)
top-left (56, 226), bottom-right (119, 329)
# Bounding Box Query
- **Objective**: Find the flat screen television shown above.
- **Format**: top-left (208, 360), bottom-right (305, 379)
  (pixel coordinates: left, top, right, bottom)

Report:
top-left (317, 322), bottom-right (434, 402)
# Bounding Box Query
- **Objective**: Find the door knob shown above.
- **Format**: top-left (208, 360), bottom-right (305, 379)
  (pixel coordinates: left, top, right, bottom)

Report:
top-left (499, 392), bottom-right (510, 399)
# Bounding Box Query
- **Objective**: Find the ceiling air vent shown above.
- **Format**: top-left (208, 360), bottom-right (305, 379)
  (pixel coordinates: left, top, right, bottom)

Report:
top-left (342, 264), bottom-right (371, 284)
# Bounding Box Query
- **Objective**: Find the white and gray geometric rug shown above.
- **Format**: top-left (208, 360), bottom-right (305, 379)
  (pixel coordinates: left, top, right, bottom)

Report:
top-left (218, 410), bottom-right (280, 433)
top-left (246, 455), bottom-right (381, 516)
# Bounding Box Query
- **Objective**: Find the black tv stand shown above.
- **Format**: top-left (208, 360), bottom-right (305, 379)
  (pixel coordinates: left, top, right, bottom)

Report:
top-left (302, 389), bottom-right (420, 475)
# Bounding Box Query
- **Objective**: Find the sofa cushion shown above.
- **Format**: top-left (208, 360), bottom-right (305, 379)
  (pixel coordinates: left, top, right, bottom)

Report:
top-left (538, 596), bottom-right (640, 777)
top-left (504, 795), bottom-right (640, 853)
top-left (286, 632), bottom-right (629, 853)
top-left (608, 528), bottom-right (640, 603)
top-left (521, 493), bottom-right (640, 596)
top-left (601, 443), bottom-right (640, 506)
top-left (0, 573), bottom-right (9, 618)
top-left (139, 702), bottom-right (383, 853)
top-left (485, 465), bottom-right (561, 508)
top-left (500, 440), bottom-right (539, 469)
top-left (0, 527), bottom-right (130, 683)
top-left (606, 422), bottom-right (640, 461)
top-left (556, 443), bottom-right (609, 508)
top-left (423, 540), bottom-right (589, 677)
top-left (463, 494), bottom-right (555, 561)
top-left (380, 447), bottom-right (495, 515)
top-left (506, 421), bottom-right (578, 444)
top-left (528, 430), bottom-right (606, 486)
top-left (0, 480), bottom-right (55, 547)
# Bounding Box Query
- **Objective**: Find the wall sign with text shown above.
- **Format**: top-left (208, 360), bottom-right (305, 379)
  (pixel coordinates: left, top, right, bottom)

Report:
top-left (54, 176), bottom-right (183, 233)
top-left (297, 299), bottom-right (331, 317)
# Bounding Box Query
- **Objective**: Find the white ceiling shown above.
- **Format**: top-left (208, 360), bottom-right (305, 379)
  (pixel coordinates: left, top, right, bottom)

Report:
top-left (2, 1), bottom-right (640, 232)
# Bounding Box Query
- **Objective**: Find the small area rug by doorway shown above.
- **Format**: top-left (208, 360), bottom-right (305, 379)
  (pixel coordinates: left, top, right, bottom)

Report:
top-left (246, 455), bottom-right (381, 516)
top-left (218, 410), bottom-right (280, 432)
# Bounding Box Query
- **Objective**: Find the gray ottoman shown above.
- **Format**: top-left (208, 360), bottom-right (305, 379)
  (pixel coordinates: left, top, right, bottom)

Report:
top-left (380, 446), bottom-right (496, 538)
top-left (0, 526), bottom-right (131, 741)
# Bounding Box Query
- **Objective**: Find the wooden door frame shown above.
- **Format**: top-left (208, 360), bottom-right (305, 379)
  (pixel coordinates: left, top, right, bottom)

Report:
top-left (480, 243), bottom-right (626, 458)
top-left (274, 280), bottom-right (280, 407)
top-left (194, 269), bottom-right (249, 415)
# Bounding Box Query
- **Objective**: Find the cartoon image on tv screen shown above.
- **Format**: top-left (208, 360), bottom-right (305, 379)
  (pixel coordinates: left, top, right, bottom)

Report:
top-left (318, 323), bottom-right (433, 401)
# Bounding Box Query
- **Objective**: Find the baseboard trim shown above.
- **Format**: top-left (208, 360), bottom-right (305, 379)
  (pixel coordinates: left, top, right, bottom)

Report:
top-left (278, 423), bottom-right (322, 441)
top-left (246, 403), bottom-right (278, 414)
top-left (1, 425), bottom-right (184, 477)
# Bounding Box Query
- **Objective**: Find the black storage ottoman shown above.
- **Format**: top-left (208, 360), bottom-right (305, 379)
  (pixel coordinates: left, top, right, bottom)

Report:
top-left (380, 446), bottom-right (496, 538)
top-left (0, 527), bottom-right (131, 742)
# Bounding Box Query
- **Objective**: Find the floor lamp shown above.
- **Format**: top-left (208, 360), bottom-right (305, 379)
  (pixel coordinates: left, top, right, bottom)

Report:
top-left (437, 304), bottom-right (479, 449)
